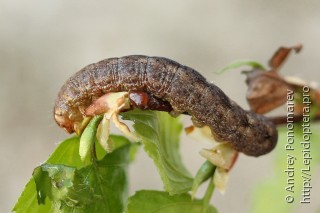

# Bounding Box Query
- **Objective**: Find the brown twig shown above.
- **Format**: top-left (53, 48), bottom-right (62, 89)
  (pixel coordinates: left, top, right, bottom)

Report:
top-left (268, 114), bottom-right (320, 125)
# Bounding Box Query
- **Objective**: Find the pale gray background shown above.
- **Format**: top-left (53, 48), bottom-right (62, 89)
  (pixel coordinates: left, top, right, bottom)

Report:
top-left (1, 1), bottom-right (320, 212)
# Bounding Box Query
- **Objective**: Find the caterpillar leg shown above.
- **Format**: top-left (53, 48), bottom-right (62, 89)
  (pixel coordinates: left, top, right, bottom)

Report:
top-left (83, 92), bottom-right (139, 152)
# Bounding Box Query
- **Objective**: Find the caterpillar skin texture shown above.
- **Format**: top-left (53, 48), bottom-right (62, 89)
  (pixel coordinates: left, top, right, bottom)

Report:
top-left (54, 55), bottom-right (278, 156)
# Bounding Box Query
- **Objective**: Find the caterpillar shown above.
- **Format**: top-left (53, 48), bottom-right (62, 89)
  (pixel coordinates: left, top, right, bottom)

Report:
top-left (54, 55), bottom-right (278, 156)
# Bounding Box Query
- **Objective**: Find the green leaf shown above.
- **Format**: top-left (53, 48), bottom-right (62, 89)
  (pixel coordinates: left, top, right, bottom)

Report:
top-left (33, 143), bottom-right (131, 213)
top-left (12, 136), bottom-right (82, 212)
top-left (106, 134), bottom-right (140, 162)
top-left (13, 135), bottom-right (134, 213)
top-left (215, 60), bottom-right (266, 74)
top-left (12, 180), bottom-right (52, 213)
top-left (121, 110), bottom-right (193, 195)
top-left (79, 115), bottom-right (103, 163)
top-left (125, 190), bottom-right (217, 213)
top-left (96, 134), bottom-right (137, 161)
top-left (252, 124), bottom-right (320, 213)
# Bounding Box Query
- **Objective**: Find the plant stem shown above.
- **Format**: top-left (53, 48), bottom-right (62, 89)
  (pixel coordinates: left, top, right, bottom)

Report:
top-left (202, 177), bottom-right (215, 213)
top-left (91, 140), bottom-right (111, 212)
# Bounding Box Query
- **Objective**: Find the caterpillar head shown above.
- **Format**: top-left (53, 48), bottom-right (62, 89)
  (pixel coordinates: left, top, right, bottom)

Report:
top-left (54, 104), bottom-right (75, 133)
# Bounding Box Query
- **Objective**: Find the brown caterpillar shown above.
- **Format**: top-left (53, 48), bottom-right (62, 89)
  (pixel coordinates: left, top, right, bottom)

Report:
top-left (54, 55), bottom-right (278, 156)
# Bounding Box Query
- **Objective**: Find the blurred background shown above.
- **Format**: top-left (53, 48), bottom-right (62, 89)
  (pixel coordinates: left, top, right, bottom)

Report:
top-left (1, 0), bottom-right (320, 212)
